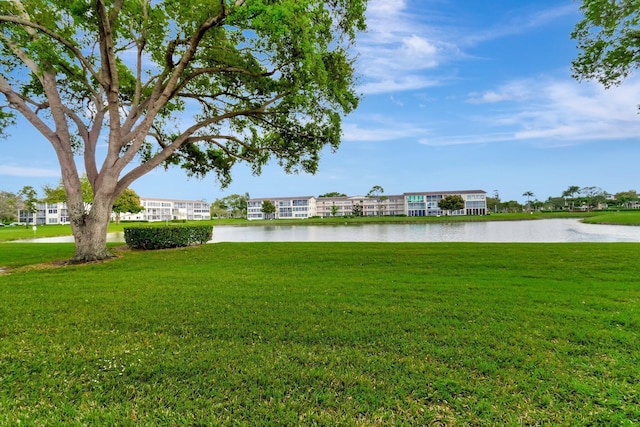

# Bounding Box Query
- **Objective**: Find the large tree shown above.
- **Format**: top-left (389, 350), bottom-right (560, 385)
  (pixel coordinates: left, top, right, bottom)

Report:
top-left (438, 195), bottom-right (465, 215)
top-left (572, 0), bottom-right (640, 88)
top-left (260, 199), bottom-right (276, 220)
top-left (112, 188), bottom-right (144, 224)
top-left (0, 0), bottom-right (366, 261)
top-left (0, 191), bottom-right (20, 223)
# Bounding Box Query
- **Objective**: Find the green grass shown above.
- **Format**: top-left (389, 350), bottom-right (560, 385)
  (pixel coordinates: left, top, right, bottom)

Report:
top-left (0, 242), bottom-right (638, 425)
top-left (583, 211), bottom-right (640, 226)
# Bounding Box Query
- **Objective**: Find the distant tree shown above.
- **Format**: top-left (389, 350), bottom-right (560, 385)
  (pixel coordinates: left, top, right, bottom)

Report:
top-left (319, 192), bottom-right (347, 197)
top-left (210, 199), bottom-right (230, 218)
top-left (44, 176), bottom-right (93, 204)
top-left (112, 189), bottom-right (144, 224)
top-left (366, 185), bottom-right (387, 216)
top-left (486, 196), bottom-right (500, 213)
top-left (572, 0), bottom-right (640, 89)
top-left (562, 185), bottom-right (581, 210)
top-left (330, 204), bottom-right (340, 217)
top-left (220, 193), bottom-right (249, 218)
top-left (502, 200), bottom-right (523, 213)
top-left (0, 191), bottom-right (20, 223)
top-left (18, 186), bottom-right (39, 224)
top-left (614, 190), bottom-right (639, 208)
top-left (531, 199), bottom-right (544, 211)
top-left (545, 196), bottom-right (567, 211)
top-left (438, 195), bottom-right (465, 215)
top-left (261, 200), bottom-right (276, 220)
top-left (522, 191), bottom-right (535, 211)
top-left (0, 191), bottom-right (19, 223)
top-left (351, 203), bottom-right (363, 217)
top-left (580, 186), bottom-right (606, 210)
top-left (366, 185), bottom-right (384, 198)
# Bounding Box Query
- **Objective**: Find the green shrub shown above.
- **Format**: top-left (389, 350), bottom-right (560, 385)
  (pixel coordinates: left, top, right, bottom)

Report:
top-left (124, 224), bottom-right (212, 250)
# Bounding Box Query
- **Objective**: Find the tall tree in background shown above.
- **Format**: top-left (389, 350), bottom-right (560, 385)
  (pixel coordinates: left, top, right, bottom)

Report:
top-left (438, 195), bottom-right (465, 215)
top-left (0, 0), bottom-right (366, 261)
top-left (18, 186), bottom-right (38, 225)
top-left (112, 188), bottom-right (144, 224)
top-left (0, 191), bottom-right (20, 223)
top-left (522, 191), bottom-right (535, 211)
top-left (366, 185), bottom-right (387, 216)
top-left (572, 0), bottom-right (640, 89)
top-left (261, 200), bottom-right (276, 220)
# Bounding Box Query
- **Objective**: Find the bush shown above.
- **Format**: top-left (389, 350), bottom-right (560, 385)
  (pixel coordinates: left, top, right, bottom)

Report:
top-left (124, 224), bottom-right (213, 250)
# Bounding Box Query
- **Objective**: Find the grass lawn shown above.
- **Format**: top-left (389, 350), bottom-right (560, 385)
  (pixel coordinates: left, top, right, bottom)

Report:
top-left (582, 211), bottom-right (640, 226)
top-left (0, 242), bottom-right (638, 424)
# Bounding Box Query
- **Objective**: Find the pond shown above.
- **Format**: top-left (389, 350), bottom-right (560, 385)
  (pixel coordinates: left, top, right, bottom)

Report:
top-left (15, 219), bottom-right (640, 244)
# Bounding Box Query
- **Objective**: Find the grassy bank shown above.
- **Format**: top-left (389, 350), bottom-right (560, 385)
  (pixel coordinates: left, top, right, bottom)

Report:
top-left (582, 211), bottom-right (640, 226)
top-left (0, 242), bottom-right (638, 424)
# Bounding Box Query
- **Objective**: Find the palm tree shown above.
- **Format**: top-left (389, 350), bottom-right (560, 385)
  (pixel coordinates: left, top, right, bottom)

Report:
top-left (522, 191), bottom-right (535, 211)
top-left (562, 185), bottom-right (581, 210)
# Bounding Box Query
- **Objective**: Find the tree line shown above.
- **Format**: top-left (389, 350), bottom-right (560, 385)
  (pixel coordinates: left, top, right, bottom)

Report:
top-left (488, 187), bottom-right (639, 213)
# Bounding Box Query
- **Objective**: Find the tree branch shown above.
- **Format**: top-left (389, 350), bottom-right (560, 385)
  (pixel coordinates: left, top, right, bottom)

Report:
top-left (0, 14), bottom-right (100, 84)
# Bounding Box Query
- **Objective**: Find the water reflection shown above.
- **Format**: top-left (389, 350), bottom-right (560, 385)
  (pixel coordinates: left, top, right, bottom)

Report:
top-left (14, 219), bottom-right (640, 244)
top-left (211, 219), bottom-right (640, 243)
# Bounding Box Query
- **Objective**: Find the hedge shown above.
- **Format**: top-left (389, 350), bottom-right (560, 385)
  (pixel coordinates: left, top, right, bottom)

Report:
top-left (124, 225), bottom-right (213, 250)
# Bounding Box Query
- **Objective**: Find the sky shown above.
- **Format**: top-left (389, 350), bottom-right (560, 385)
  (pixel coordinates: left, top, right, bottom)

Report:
top-left (1, 0), bottom-right (640, 204)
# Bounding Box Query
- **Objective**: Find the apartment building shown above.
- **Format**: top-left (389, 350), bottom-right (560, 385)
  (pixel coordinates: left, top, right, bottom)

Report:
top-left (247, 196), bottom-right (317, 220)
top-left (248, 190), bottom-right (487, 220)
top-left (18, 197), bottom-right (211, 224)
top-left (119, 197), bottom-right (211, 222)
top-left (315, 195), bottom-right (405, 217)
top-left (405, 190), bottom-right (487, 216)
top-left (18, 201), bottom-right (71, 225)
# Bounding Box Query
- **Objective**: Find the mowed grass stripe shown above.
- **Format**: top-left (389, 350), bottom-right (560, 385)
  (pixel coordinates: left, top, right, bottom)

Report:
top-left (0, 242), bottom-right (638, 425)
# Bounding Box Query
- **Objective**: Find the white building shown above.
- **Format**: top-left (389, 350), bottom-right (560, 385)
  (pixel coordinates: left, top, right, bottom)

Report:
top-left (248, 190), bottom-right (487, 220)
top-left (405, 190), bottom-right (487, 216)
top-left (118, 197), bottom-right (211, 222)
top-left (316, 195), bottom-right (405, 217)
top-left (18, 197), bottom-right (211, 224)
top-left (18, 201), bottom-right (70, 225)
top-left (247, 196), bottom-right (317, 220)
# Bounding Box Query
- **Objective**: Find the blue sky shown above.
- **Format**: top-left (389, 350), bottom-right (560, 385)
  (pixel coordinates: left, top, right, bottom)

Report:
top-left (1, 0), bottom-right (639, 204)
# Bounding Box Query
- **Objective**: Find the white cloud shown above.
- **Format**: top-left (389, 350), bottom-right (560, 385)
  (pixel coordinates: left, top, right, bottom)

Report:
top-left (425, 75), bottom-right (640, 146)
top-left (467, 80), bottom-right (533, 103)
top-left (355, 2), bottom-right (576, 96)
top-left (463, 3), bottom-right (578, 45)
top-left (358, 76), bottom-right (439, 95)
top-left (0, 164), bottom-right (60, 177)
top-left (342, 117), bottom-right (431, 142)
top-left (356, 0), bottom-right (454, 94)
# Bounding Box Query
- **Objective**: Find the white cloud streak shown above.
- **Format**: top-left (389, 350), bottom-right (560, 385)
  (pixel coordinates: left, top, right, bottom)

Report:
top-left (0, 164), bottom-right (60, 177)
top-left (420, 76), bottom-right (640, 146)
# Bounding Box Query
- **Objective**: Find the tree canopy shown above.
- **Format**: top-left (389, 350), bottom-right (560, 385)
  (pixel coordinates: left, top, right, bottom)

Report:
top-left (261, 199), bottom-right (276, 219)
top-left (0, 0), bottom-right (366, 261)
top-left (319, 192), bottom-right (347, 198)
top-left (0, 191), bottom-right (20, 223)
top-left (572, 0), bottom-right (640, 88)
top-left (438, 195), bottom-right (465, 214)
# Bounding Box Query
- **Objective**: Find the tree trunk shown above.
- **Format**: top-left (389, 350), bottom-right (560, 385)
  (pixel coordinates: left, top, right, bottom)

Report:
top-left (68, 198), bottom-right (114, 263)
